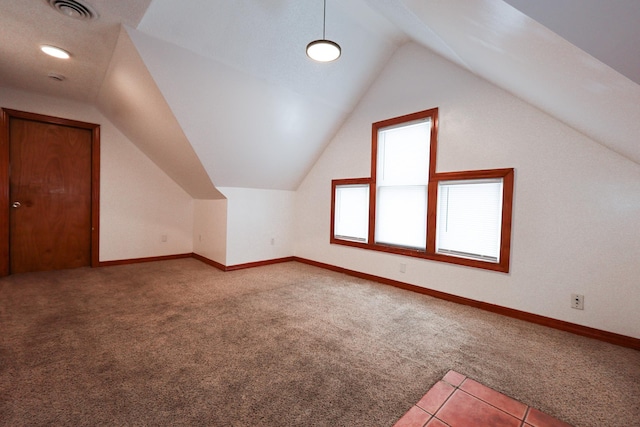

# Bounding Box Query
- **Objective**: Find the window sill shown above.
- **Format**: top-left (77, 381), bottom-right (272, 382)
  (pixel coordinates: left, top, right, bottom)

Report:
top-left (330, 237), bottom-right (510, 273)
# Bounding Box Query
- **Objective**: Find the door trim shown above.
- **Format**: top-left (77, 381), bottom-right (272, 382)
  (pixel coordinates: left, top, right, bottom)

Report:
top-left (0, 108), bottom-right (100, 276)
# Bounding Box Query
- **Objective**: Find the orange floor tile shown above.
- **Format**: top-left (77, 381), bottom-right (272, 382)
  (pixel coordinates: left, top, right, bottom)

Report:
top-left (393, 370), bottom-right (573, 427)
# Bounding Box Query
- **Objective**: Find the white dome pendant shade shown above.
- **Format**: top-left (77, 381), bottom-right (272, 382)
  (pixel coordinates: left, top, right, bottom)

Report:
top-left (306, 39), bottom-right (341, 62)
top-left (306, 0), bottom-right (341, 62)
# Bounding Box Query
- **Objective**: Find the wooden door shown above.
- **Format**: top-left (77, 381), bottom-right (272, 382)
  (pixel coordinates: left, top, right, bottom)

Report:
top-left (2, 110), bottom-right (100, 274)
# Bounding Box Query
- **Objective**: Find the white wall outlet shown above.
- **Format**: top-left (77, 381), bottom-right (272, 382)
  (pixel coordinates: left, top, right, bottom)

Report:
top-left (571, 293), bottom-right (584, 310)
top-left (399, 263), bottom-right (406, 273)
top-left (270, 238), bottom-right (275, 246)
top-left (161, 234), bottom-right (167, 243)
top-left (199, 234), bottom-right (202, 242)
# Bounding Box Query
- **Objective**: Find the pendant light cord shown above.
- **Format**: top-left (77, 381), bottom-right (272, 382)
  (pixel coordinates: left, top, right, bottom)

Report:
top-left (323, 0), bottom-right (327, 39)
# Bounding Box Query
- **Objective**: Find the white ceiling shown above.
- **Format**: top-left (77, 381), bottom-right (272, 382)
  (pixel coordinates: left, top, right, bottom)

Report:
top-left (504, 0), bottom-right (640, 85)
top-left (1, 0), bottom-right (639, 195)
top-left (0, 0), bottom-right (151, 102)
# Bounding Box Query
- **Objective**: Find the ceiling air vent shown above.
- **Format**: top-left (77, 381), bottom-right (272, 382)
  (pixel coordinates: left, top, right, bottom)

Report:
top-left (47, 0), bottom-right (98, 21)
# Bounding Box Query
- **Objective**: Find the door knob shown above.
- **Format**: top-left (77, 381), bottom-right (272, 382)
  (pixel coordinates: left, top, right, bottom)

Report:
top-left (11, 201), bottom-right (21, 208)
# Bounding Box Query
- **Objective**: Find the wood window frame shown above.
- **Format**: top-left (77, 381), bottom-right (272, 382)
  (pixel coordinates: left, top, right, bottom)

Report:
top-left (0, 108), bottom-right (101, 276)
top-left (330, 107), bottom-right (514, 273)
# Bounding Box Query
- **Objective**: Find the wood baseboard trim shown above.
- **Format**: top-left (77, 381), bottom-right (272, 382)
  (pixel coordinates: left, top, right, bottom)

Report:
top-left (98, 253), bottom-right (192, 267)
top-left (191, 253), bottom-right (226, 271)
top-left (100, 253), bottom-right (294, 272)
top-left (191, 254), bottom-right (296, 272)
top-left (293, 257), bottom-right (640, 351)
top-left (224, 256), bottom-right (296, 271)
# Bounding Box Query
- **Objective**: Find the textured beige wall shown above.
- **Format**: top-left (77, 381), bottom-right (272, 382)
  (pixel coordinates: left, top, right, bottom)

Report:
top-left (193, 199), bottom-right (227, 266)
top-left (220, 187), bottom-right (295, 266)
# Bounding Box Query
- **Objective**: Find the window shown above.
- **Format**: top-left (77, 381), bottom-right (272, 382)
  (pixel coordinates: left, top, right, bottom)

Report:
top-left (436, 178), bottom-right (503, 262)
top-left (331, 108), bottom-right (514, 272)
top-left (375, 119), bottom-right (430, 250)
top-left (333, 183), bottom-right (369, 242)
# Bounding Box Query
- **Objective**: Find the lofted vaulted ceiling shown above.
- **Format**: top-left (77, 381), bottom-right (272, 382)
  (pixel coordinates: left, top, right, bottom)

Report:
top-left (1, 0), bottom-right (639, 196)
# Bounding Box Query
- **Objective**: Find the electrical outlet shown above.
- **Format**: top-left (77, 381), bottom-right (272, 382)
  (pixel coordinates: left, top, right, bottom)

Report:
top-left (270, 238), bottom-right (275, 246)
top-left (399, 263), bottom-right (406, 273)
top-left (571, 294), bottom-right (584, 310)
top-left (161, 234), bottom-right (167, 243)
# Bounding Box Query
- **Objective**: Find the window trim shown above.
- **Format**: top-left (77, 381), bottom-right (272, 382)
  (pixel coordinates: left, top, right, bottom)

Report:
top-left (330, 178), bottom-right (372, 247)
top-left (330, 107), bottom-right (514, 273)
top-left (332, 182), bottom-right (371, 243)
top-left (429, 168), bottom-right (514, 272)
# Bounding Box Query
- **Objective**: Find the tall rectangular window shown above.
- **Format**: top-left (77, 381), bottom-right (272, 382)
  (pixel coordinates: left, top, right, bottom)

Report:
top-left (374, 119), bottom-right (431, 250)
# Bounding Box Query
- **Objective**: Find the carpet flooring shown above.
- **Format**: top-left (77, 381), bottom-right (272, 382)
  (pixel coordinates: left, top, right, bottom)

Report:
top-left (1, 259), bottom-right (638, 426)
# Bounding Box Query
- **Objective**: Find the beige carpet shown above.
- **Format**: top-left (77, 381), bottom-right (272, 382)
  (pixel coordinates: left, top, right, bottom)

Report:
top-left (0, 259), bottom-right (638, 426)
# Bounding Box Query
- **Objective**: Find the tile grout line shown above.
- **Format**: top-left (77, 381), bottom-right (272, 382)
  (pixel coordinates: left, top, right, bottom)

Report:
top-left (456, 387), bottom-right (525, 422)
top-left (431, 415), bottom-right (453, 427)
top-left (419, 377), bottom-right (459, 417)
top-left (428, 375), bottom-right (466, 426)
top-left (522, 406), bottom-right (532, 427)
top-left (410, 373), bottom-right (461, 427)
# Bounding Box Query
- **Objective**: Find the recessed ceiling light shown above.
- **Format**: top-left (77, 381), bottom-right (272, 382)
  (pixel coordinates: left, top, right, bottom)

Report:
top-left (41, 45), bottom-right (71, 59)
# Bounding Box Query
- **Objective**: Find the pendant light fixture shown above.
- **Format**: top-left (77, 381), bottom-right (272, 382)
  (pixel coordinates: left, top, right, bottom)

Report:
top-left (306, 0), bottom-right (341, 62)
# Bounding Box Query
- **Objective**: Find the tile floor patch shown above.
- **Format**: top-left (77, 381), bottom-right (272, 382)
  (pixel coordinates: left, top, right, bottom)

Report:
top-left (426, 418), bottom-right (449, 427)
top-left (393, 371), bottom-right (574, 427)
top-left (525, 407), bottom-right (573, 427)
top-left (442, 370), bottom-right (465, 387)
top-left (437, 390), bottom-right (521, 427)
top-left (393, 405), bottom-right (431, 427)
top-left (460, 378), bottom-right (527, 419)
top-left (415, 381), bottom-right (455, 414)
